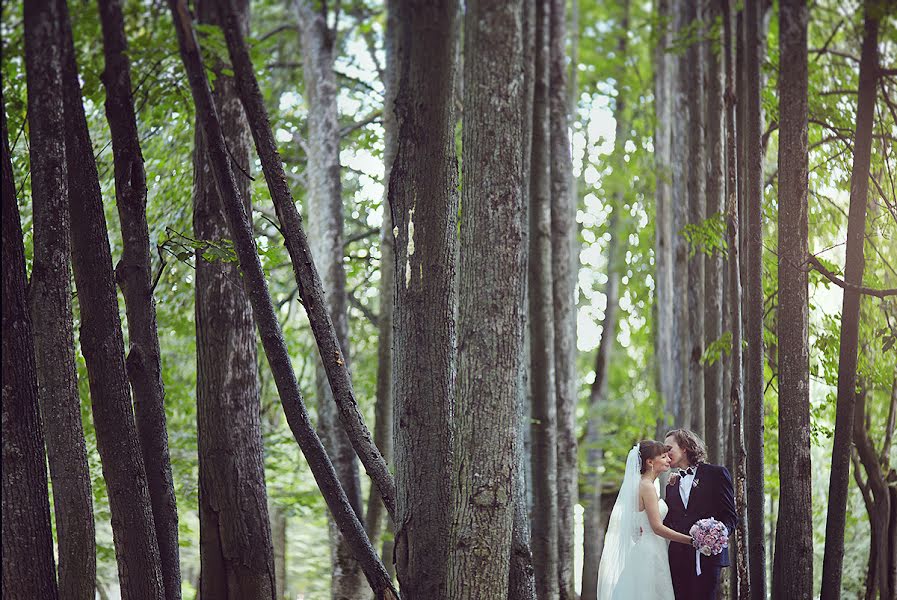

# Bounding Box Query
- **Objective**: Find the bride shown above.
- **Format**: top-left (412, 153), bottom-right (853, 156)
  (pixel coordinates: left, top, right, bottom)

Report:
top-left (596, 440), bottom-right (694, 599)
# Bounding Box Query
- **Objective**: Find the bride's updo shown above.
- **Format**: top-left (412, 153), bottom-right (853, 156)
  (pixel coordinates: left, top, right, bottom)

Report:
top-left (638, 440), bottom-right (670, 473)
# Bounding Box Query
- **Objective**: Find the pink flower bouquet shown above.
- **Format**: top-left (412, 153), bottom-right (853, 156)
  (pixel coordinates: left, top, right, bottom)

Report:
top-left (689, 518), bottom-right (729, 556)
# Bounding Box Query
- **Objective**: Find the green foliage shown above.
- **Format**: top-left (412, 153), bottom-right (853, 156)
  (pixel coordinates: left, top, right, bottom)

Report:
top-left (681, 212), bottom-right (728, 259)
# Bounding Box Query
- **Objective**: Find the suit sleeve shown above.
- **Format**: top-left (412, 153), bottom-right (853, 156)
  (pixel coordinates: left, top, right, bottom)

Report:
top-left (718, 466), bottom-right (738, 536)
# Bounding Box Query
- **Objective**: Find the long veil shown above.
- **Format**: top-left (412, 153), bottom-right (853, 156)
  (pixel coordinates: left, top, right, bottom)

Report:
top-left (595, 444), bottom-right (642, 600)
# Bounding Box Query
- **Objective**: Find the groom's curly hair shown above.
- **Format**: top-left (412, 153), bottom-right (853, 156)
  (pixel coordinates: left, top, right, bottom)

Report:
top-left (664, 428), bottom-right (708, 464)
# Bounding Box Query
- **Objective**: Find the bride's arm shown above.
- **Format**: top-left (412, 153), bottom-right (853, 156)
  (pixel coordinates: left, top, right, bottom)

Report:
top-left (640, 482), bottom-right (693, 545)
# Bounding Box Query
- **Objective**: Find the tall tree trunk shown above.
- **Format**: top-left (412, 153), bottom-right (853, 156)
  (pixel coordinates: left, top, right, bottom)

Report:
top-left (218, 4), bottom-right (395, 521)
top-left (654, 0), bottom-right (677, 431)
top-left (580, 212), bottom-right (621, 600)
top-left (449, 3), bottom-right (526, 596)
top-left (271, 505), bottom-right (287, 600)
top-left (192, 1), bottom-right (276, 597)
top-left (2, 90), bottom-right (59, 600)
top-left (530, 1), bottom-right (559, 597)
top-left (510, 2), bottom-right (538, 597)
top-left (720, 0), bottom-right (750, 600)
top-left (57, 0), bottom-right (165, 595)
top-left (389, 0), bottom-right (459, 597)
top-left (742, 1), bottom-right (766, 597)
top-left (583, 3), bottom-right (629, 592)
top-left (704, 0), bottom-right (725, 464)
top-left (549, 1), bottom-right (577, 597)
top-left (365, 0), bottom-right (399, 558)
top-left (820, 3), bottom-right (881, 596)
top-left (671, 0), bottom-right (691, 429)
top-left (97, 1), bottom-right (181, 596)
top-left (723, 2), bottom-right (750, 596)
top-left (771, 2), bottom-right (812, 598)
top-left (22, 2), bottom-right (95, 597)
top-left (295, 3), bottom-right (366, 596)
top-left (171, 2), bottom-right (397, 596)
top-left (685, 0), bottom-right (706, 436)
top-left (853, 384), bottom-right (894, 600)
top-left (548, 1), bottom-right (578, 592)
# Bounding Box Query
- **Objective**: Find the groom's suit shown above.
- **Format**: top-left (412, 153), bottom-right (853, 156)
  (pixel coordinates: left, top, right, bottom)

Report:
top-left (664, 462), bottom-right (737, 600)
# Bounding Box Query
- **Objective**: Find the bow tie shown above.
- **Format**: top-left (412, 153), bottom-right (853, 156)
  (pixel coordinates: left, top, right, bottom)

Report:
top-left (677, 467), bottom-right (695, 478)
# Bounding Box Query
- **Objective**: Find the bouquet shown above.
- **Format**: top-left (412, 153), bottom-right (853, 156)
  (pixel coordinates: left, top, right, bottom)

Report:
top-left (689, 518), bottom-right (729, 556)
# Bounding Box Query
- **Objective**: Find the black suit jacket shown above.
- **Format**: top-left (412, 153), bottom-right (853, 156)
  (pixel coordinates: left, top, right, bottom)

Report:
top-left (663, 463), bottom-right (737, 568)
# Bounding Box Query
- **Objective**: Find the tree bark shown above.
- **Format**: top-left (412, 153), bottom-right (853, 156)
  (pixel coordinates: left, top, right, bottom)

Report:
top-left (685, 0), bottom-right (706, 436)
top-left (2, 89), bottom-right (59, 600)
top-left (220, 5), bottom-right (397, 523)
top-left (294, 2), bottom-right (365, 596)
top-left (57, 0), bottom-right (165, 595)
top-left (97, 1), bottom-right (181, 596)
top-left (21, 2), bottom-right (96, 597)
top-left (365, 0), bottom-right (399, 558)
top-left (271, 505), bottom-right (287, 600)
top-left (671, 0), bottom-right (691, 430)
top-left (530, 1), bottom-right (560, 598)
top-left (510, 2), bottom-right (538, 597)
top-left (704, 0), bottom-right (725, 464)
top-left (723, 2), bottom-right (750, 596)
top-left (449, 3), bottom-right (525, 597)
top-left (168, 2), bottom-right (397, 597)
top-left (820, 3), bottom-right (881, 596)
top-left (742, 1), bottom-right (766, 597)
top-left (388, 1), bottom-right (459, 597)
top-left (654, 0), bottom-right (677, 431)
top-left (853, 385), bottom-right (894, 600)
top-left (549, 1), bottom-right (578, 596)
top-left (192, 1), bottom-right (276, 597)
top-left (771, 2), bottom-right (812, 598)
top-left (580, 212), bottom-right (621, 600)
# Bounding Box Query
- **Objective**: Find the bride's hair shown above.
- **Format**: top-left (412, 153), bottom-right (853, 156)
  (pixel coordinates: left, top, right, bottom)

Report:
top-left (638, 440), bottom-right (670, 473)
top-left (664, 428), bottom-right (708, 464)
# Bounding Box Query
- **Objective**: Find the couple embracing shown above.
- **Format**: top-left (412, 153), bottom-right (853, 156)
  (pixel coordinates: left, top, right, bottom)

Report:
top-left (596, 429), bottom-right (738, 600)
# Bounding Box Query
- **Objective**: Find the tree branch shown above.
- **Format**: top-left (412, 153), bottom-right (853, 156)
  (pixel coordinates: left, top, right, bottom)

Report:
top-left (807, 254), bottom-right (897, 298)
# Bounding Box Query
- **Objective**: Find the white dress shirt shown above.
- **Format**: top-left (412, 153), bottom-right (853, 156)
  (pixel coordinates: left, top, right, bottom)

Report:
top-left (679, 465), bottom-right (698, 508)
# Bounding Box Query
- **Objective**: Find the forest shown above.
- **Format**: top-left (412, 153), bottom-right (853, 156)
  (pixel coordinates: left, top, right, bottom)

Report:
top-left (1, 0), bottom-right (895, 598)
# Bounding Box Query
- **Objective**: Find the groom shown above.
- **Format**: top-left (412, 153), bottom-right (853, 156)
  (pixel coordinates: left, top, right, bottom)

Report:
top-left (663, 428), bottom-right (737, 600)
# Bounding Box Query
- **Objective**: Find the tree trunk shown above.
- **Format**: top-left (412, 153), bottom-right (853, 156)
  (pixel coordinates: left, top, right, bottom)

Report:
top-left (583, 3), bottom-right (629, 591)
top-left (530, 1), bottom-right (560, 597)
top-left (448, 3), bottom-right (526, 596)
top-left (580, 212), bottom-right (621, 600)
top-left (820, 3), bottom-right (881, 596)
top-left (223, 6), bottom-right (398, 522)
top-left (295, 3), bottom-right (366, 596)
top-left (685, 0), bottom-right (706, 437)
top-left (22, 2), bottom-right (95, 597)
top-left (742, 1), bottom-right (766, 597)
top-left (671, 0), bottom-right (691, 430)
top-left (271, 505), bottom-right (287, 600)
top-left (510, 3), bottom-right (538, 597)
top-left (2, 90), bottom-right (59, 600)
top-left (771, 2), bottom-right (812, 598)
top-left (97, 1), bottom-right (181, 596)
top-left (364, 0), bottom-right (399, 560)
top-left (549, 0), bottom-right (578, 595)
top-left (57, 0), bottom-right (165, 595)
top-left (704, 0), bottom-right (725, 464)
top-left (192, 1), bottom-right (276, 597)
top-left (388, 0), bottom-right (459, 597)
top-left (853, 386), bottom-right (894, 600)
top-left (723, 1), bottom-right (749, 596)
top-left (654, 0), bottom-right (677, 431)
top-left (169, 2), bottom-right (397, 597)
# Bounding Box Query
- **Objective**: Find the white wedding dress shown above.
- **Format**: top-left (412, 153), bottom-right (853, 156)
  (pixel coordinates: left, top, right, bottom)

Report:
top-left (595, 446), bottom-right (675, 600)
